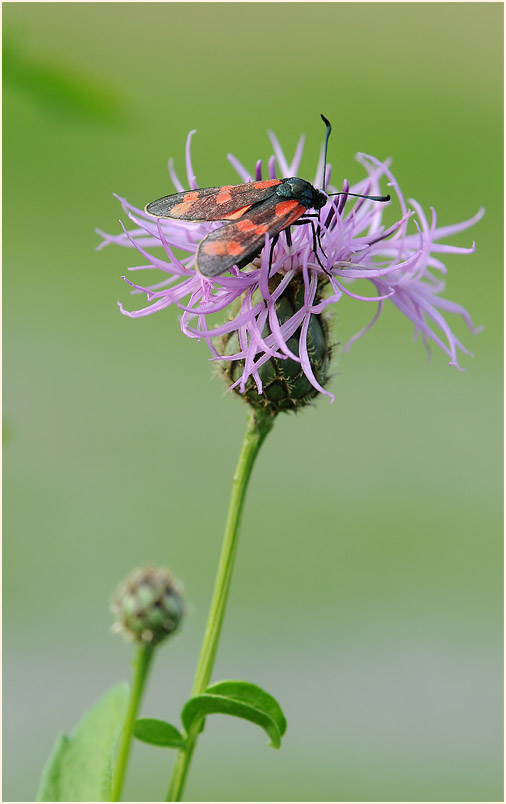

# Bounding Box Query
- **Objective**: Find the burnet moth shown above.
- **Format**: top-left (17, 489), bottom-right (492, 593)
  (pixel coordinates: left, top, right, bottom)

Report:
top-left (144, 115), bottom-right (390, 278)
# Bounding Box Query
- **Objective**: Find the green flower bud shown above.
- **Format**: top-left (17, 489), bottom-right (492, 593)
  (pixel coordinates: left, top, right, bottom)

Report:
top-left (111, 566), bottom-right (184, 646)
top-left (218, 277), bottom-right (334, 416)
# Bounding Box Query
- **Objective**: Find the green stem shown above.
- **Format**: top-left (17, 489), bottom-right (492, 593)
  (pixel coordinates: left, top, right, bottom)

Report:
top-left (111, 642), bottom-right (154, 801)
top-left (166, 409), bottom-right (274, 802)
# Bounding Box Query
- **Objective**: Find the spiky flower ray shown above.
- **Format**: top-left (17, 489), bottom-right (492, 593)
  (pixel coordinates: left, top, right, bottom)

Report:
top-left (97, 130), bottom-right (484, 402)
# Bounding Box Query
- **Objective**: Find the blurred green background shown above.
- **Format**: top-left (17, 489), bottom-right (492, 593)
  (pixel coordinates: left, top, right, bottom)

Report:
top-left (3, 3), bottom-right (503, 802)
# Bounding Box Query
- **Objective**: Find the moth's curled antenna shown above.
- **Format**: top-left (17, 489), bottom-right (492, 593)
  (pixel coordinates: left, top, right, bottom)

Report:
top-left (320, 114), bottom-right (332, 191)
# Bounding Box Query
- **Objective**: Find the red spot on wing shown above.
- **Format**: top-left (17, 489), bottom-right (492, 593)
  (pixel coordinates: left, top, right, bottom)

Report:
top-left (255, 224), bottom-right (269, 234)
top-left (221, 204), bottom-right (253, 220)
top-left (216, 190), bottom-right (233, 205)
top-left (203, 241), bottom-right (228, 256)
top-left (228, 241), bottom-right (245, 256)
top-left (202, 239), bottom-right (244, 258)
top-left (252, 179), bottom-right (282, 189)
top-left (184, 191), bottom-right (199, 202)
top-left (170, 200), bottom-right (194, 216)
top-left (237, 218), bottom-right (257, 232)
top-left (275, 200), bottom-right (300, 216)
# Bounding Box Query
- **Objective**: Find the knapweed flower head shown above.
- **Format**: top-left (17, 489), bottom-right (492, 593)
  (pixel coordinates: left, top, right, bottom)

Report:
top-left (97, 128), bottom-right (483, 411)
top-left (111, 566), bottom-right (184, 646)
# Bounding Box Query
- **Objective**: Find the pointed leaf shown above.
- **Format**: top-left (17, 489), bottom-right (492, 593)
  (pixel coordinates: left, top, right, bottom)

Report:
top-left (133, 718), bottom-right (186, 749)
top-left (37, 682), bottom-right (129, 802)
top-left (206, 680), bottom-right (287, 736)
top-left (181, 680), bottom-right (286, 749)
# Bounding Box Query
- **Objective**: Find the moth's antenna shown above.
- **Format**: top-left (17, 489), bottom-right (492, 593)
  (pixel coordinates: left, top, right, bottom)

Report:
top-left (327, 191), bottom-right (391, 203)
top-left (319, 115), bottom-right (390, 205)
top-left (320, 114), bottom-right (332, 190)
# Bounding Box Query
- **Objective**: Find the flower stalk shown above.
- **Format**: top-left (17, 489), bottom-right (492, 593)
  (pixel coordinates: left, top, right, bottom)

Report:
top-left (111, 642), bottom-right (154, 801)
top-left (166, 408), bottom-right (274, 802)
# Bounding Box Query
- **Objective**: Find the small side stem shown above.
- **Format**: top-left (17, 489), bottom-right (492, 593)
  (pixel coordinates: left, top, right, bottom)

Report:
top-left (111, 642), bottom-right (154, 801)
top-left (166, 409), bottom-right (274, 802)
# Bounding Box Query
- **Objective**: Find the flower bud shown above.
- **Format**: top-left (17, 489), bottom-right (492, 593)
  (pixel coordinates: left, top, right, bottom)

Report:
top-left (219, 278), bottom-right (333, 416)
top-left (111, 566), bottom-right (184, 646)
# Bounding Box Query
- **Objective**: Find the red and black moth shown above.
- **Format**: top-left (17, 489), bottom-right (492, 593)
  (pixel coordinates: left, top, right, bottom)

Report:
top-left (144, 116), bottom-right (390, 278)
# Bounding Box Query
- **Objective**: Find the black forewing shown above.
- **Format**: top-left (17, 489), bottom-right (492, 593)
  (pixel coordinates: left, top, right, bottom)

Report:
top-left (145, 180), bottom-right (283, 221)
top-left (196, 197), bottom-right (307, 277)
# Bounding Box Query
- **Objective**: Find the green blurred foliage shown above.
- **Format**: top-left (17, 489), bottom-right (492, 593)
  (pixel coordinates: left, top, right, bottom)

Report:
top-left (4, 32), bottom-right (129, 125)
top-left (3, 3), bottom-right (503, 802)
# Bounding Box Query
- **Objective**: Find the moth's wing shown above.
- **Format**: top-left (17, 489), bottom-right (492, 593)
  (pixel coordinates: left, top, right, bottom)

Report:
top-left (145, 179), bottom-right (283, 222)
top-left (196, 198), bottom-right (307, 277)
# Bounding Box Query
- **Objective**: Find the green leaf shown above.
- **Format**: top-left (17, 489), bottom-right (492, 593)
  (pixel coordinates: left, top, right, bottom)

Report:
top-left (206, 681), bottom-right (287, 736)
top-left (37, 682), bottom-right (129, 802)
top-left (181, 680), bottom-right (287, 749)
top-left (133, 718), bottom-right (186, 749)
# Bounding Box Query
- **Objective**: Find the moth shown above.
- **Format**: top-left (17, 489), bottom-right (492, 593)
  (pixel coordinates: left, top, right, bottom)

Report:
top-left (145, 116), bottom-right (389, 278)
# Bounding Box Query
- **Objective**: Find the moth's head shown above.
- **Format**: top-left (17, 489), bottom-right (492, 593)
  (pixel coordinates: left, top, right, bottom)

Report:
top-left (312, 188), bottom-right (328, 210)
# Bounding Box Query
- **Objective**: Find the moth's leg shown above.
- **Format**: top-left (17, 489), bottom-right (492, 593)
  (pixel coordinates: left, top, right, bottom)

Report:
top-left (292, 218), bottom-right (330, 275)
top-left (268, 233), bottom-right (280, 272)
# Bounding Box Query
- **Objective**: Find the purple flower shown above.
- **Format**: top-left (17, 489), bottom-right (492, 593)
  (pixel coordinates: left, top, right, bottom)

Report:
top-left (97, 129), bottom-right (484, 405)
